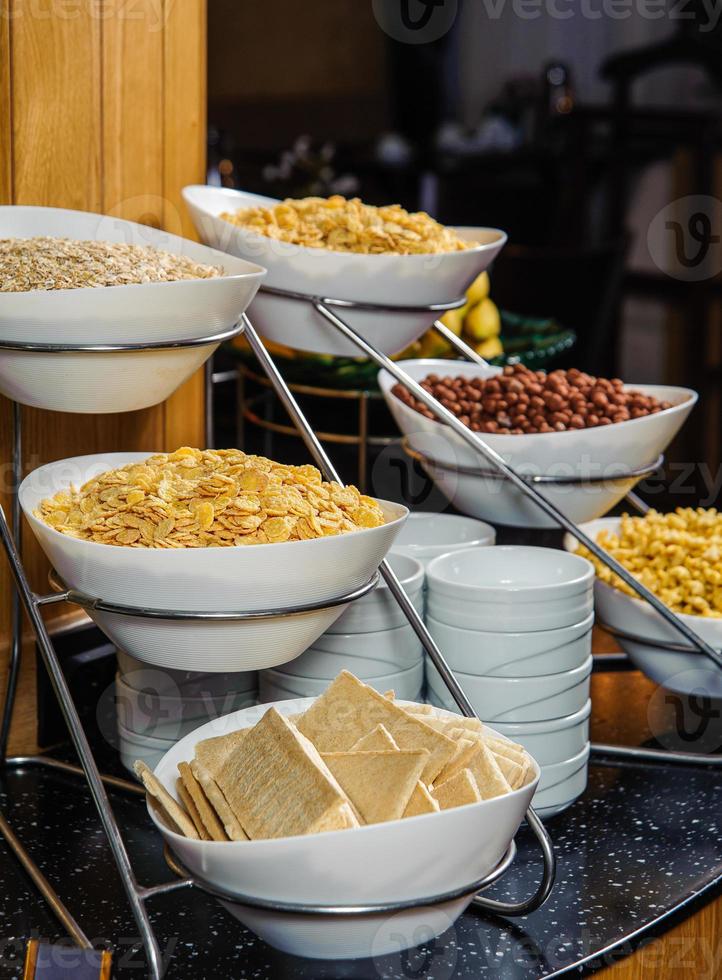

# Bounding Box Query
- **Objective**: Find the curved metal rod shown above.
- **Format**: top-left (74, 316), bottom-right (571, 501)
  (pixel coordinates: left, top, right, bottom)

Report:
top-left (160, 842), bottom-right (517, 915)
top-left (47, 570), bottom-right (379, 621)
top-left (0, 320), bottom-right (244, 353)
top-left (312, 300), bottom-right (722, 674)
top-left (403, 439), bottom-right (664, 486)
top-left (472, 806), bottom-right (556, 916)
top-left (260, 283), bottom-right (467, 315)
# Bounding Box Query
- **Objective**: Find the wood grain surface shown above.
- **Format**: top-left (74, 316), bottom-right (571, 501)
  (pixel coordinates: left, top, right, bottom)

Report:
top-left (0, 0), bottom-right (207, 754)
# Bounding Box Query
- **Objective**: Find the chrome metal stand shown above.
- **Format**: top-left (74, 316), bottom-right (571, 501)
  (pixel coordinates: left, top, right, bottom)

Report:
top-left (0, 313), bottom-right (555, 979)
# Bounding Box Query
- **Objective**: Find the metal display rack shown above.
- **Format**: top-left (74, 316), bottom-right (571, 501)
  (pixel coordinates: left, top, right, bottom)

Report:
top-left (2, 287), bottom-right (720, 972)
top-left (0, 309), bottom-right (557, 979)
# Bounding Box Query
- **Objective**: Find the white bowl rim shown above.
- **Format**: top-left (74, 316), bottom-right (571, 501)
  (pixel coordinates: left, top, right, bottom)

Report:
top-left (382, 357), bottom-right (698, 440)
top-left (182, 185), bottom-right (508, 263)
top-left (149, 697), bottom-right (539, 848)
top-left (539, 742), bottom-right (591, 775)
top-left (20, 452), bottom-right (407, 555)
top-left (392, 513), bottom-right (496, 553)
top-left (265, 661), bottom-right (423, 683)
top-left (0, 204), bottom-right (267, 300)
top-left (426, 546), bottom-right (594, 597)
top-left (305, 621), bottom-right (421, 643)
top-left (115, 673), bottom-right (257, 705)
top-left (372, 553), bottom-right (424, 593)
top-left (428, 653), bottom-right (593, 686)
top-left (490, 699), bottom-right (592, 733)
top-left (425, 609), bottom-right (595, 639)
top-left (117, 722), bottom-right (177, 746)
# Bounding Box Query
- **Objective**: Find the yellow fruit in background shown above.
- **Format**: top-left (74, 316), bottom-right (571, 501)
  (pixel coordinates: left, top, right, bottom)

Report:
top-left (464, 298), bottom-right (501, 341)
top-left (475, 336), bottom-right (503, 360)
top-left (418, 331), bottom-right (452, 359)
top-left (438, 302), bottom-right (469, 337)
top-left (465, 271), bottom-right (490, 306)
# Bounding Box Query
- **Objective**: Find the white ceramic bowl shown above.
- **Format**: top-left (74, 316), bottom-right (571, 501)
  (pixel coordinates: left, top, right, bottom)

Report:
top-left (426, 613), bottom-right (593, 677)
top-left (116, 652), bottom-right (258, 699)
top-left (380, 359), bottom-right (697, 476)
top-left (533, 744), bottom-right (590, 819)
top-left (426, 547), bottom-right (594, 633)
top-left (389, 512), bottom-right (496, 569)
top-left (564, 517), bottom-right (722, 697)
top-left (150, 697), bottom-right (538, 959)
top-left (327, 552), bottom-right (424, 634)
top-left (115, 673), bottom-right (257, 739)
top-left (118, 722), bottom-right (175, 775)
top-left (491, 701), bottom-right (592, 766)
top-left (0, 205), bottom-right (265, 413)
top-left (426, 655), bottom-right (593, 722)
top-left (279, 625), bottom-right (423, 679)
top-left (182, 185), bottom-right (507, 358)
top-left (259, 660), bottom-right (424, 703)
top-left (20, 453), bottom-right (407, 671)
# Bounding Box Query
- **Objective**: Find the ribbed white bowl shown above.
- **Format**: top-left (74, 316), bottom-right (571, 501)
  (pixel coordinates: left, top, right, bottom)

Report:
top-left (533, 744), bottom-right (590, 819)
top-left (426, 655), bottom-right (593, 722)
top-left (327, 552), bottom-right (424, 634)
top-left (389, 512), bottom-right (496, 568)
top-left (182, 185), bottom-right (507, 358)
top-left (491, 701), bottom-right (592, 766)
top-left (259, 660), bottom-right (424, 703)
top-left (0, 205), bottom-right (265, 412)
top-left (280, 624), bottom-right (423, 678)
top-left (150, 697), bottom-right (538, 959)
top-left (117, 652), bottom-right (257, 699)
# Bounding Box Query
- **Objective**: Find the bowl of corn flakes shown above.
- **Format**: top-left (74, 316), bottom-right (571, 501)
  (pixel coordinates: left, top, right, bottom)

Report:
top-left (182, 185), bottom-right (506, 358)
top-left (564, 513), bottom-right (722, 697)
top-left (19, 449), bottom-right (407, 671)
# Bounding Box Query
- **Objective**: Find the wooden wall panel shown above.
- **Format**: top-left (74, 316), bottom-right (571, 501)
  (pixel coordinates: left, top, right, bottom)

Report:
top-left (0, 0), bottom-right (207, 753)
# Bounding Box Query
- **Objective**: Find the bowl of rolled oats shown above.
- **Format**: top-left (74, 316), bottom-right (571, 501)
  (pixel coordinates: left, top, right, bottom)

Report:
top-left (19, 448), bottom-right (407, 671)
top-left (182, 185), bottom-right (506, 358)
top-left (565, 514), bottom-right (722, 697)
top-left (0, 205), bottom-right (265, 412)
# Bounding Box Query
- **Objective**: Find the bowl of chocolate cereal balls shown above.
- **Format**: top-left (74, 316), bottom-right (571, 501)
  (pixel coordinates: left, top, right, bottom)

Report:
top-left (379, 360), bottom-right (697, 528)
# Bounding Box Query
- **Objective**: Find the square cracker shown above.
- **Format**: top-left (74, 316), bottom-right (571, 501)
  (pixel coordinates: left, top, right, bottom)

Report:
top-left (133, 760), bottom-right (198, 840)
top-left (194, 728), bottom-right (248, 775)
top-left (217, 707), bottom-right (359, 840)
top-left (403, 780), bottom-right (439, 817)
top-left (190, 760), bottom-right (247, 841)
top-left (351, 724), bottom-right (398, 752)
top-left (178, 761), bottom-right (228, 841)
top-left (433, 768), bottom-right (482, 809)
top-left (489, 751), bottom-right (525, 791)
top-left (462, 742), bottom-right (511, 799)
top-left (322, 749), bottom-right (428, 824)
top-left (297, 671), bottom-right (456, 783)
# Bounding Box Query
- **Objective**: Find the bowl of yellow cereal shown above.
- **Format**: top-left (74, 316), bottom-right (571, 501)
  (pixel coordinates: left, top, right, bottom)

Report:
top-left (564, 514), bottom-right (722, 697)
top-left (19, 449), bottom-right (407, 671)
top-left (182, 186), bottom-right (506, 358)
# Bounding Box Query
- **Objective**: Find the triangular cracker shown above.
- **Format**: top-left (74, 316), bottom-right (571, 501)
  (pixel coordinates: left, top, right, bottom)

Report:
top-left (178, 761), bottom-right (228, 841)
top-left (134, 760), bottom-right (198, 839)
top-left (351, 724), bottom-right (399, 752)
top-left (433, 768), bottom-right (482, 809)
top-left (190, 760), bottom-right (247, 841)
top-left (216, 708), bottom-right (359, 840)
top-left (463, 742), bottom-right (512, 799)
top-left (322, 749), bottom-right (428, 824)
top-left (489, 751), bottom-right (524, 791)
top-left (297, 671), bottom-right (455, 782)
top-left (403, 780), bottom-right (440, 817)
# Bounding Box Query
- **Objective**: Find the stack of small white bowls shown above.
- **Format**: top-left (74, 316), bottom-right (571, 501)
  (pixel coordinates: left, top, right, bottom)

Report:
top-left (259, 553), bottom-right (426, 702)
top-left (116, 652), bottom-right (258, 775)
top-left (390, 512), bottom-right (496, 569)
top-left (425, 546), bottom-right (594, 819)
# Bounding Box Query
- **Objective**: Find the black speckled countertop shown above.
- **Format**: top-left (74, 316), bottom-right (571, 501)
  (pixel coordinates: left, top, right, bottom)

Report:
top-left (1, 686), bottom-right (721, 980)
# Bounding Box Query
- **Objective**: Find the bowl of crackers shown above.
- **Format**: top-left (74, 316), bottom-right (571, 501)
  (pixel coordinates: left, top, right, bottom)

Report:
top-left (0, 205), bottom-right (265, 413)
top-left (565, 513), bottom-right (722, 697)
top-left (139, 670), bottom-right (538, 960)
top-left (182, 185), bottom-right (507, 358)
top-left (20, 450), bottom-right (407, 671)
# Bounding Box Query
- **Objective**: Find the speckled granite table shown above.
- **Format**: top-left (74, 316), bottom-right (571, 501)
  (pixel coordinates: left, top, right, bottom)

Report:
top-left (1, 667), bottom-right (721, 980)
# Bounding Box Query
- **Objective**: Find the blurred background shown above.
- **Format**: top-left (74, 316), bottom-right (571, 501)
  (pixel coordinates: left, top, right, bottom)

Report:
top-left (206, 0), bottom-right (722, 508)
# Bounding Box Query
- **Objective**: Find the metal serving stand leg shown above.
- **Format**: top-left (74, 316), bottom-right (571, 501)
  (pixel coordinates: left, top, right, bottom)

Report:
top-left (0, 314), bottom-right (555, 978)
